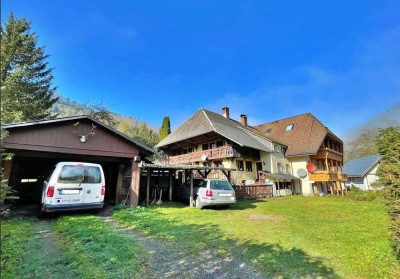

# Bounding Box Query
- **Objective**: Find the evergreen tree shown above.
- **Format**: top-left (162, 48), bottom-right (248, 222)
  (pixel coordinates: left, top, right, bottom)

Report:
top-left (159, 116), bottom-right (171, 141)
top-left (376, 127), bottom-right (400, 256)
top-left (1, 13), bottom-right (58, 123)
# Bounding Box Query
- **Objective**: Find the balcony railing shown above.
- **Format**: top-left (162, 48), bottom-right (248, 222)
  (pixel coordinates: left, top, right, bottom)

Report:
top-left (313, 148), bottom-right (343, 161)
top-left (308, 167), bottom-right (348, 182)
top-left (166, 146), bottom-right (240, 165)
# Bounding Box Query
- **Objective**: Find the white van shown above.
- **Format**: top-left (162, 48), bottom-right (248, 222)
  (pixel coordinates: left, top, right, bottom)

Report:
top-left (39, 162), bottom-right (105, 217)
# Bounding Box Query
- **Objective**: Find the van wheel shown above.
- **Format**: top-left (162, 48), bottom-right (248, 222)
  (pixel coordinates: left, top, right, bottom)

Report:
top-left (195, 197), bottom-right (203, 210)
top-left (37, 205), bottom-right (47, 219)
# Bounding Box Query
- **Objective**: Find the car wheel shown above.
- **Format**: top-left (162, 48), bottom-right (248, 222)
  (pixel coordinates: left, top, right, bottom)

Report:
top-left (37, 206), bottom-right (47, 219)
top-left (195, 197), bottom-right (203, 210)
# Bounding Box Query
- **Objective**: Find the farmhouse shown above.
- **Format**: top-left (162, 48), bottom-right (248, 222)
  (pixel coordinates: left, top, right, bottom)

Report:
top-left (255, 113), bottom-right (348, 195)
top-left (156, 107), bottom-right (300, 196)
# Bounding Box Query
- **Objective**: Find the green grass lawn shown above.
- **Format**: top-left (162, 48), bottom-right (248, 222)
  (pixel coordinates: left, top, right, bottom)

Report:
top-left (53, 215), bottom-right (147, 279)
top-left (1, 220), bottom-right (33, 278)
top-left (113, 196), bottom-right (400, 279)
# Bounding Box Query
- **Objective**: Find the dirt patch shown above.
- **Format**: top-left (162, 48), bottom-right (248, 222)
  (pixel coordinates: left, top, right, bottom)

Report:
top-left (104, 217), bottom-right (266, 279)
top-left (246, 213), bottom-right (280, 221)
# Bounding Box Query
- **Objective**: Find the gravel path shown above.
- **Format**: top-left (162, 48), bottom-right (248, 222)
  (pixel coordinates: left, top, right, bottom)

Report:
top-left (102, 217), bottom-right (266, 279)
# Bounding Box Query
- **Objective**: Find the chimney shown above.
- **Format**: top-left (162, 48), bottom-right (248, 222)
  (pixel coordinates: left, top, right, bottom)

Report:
top-left (222, 107), bottom-right (230, 118)
top-left (240, 114), bottom-right (248, 126)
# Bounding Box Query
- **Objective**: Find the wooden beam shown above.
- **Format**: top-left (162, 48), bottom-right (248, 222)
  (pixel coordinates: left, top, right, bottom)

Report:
top-left (146, 169), bottom-right (151, 206)
top-left (197, 170), bottom-right (206, 178)
top-left (129, 161), bottom-right (141, 207)
top-left (189, 170), bottom-right (194, 207)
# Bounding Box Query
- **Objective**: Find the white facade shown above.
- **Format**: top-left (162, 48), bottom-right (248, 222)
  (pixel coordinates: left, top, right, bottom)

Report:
top-left (346, 164), bottom-right (380, 191)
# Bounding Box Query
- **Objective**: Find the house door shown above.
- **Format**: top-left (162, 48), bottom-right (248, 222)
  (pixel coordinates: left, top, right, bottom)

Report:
top-left (256, 162), bottom-right (263, 179)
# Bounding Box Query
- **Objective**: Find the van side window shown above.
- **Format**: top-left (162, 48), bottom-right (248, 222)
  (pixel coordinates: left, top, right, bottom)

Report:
top-left (87, 167), bottom-right (101, 183)
top-left (58, 166), bottom-right (85, 183)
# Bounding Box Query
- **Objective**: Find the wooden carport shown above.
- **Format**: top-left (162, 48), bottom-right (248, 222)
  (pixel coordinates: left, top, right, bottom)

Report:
top-left (1, 116), bottom-right (154, 207)
top-left (138, 162), bottom-right (236, 207)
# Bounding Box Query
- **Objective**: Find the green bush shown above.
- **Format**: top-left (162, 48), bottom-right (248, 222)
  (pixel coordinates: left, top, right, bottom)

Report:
top-left (346, 185), bottom-right (381, 201)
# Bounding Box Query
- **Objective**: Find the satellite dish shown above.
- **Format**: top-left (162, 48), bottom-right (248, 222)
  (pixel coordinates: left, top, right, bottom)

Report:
top-left (297, 168), bottom-right (308, 178)
top-left (201, 154), bottom-right (208, 162)
top-left (306, 163), bottom-right (316, 173)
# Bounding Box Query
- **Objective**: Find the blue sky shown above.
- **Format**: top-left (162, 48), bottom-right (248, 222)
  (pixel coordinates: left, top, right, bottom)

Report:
top-left (2, 1), bottom-right (399, 136)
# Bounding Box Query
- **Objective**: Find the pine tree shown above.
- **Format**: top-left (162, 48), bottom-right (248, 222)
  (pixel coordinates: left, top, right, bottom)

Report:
top-left (159, 116), bottom-right (171, 141)
top-left (1, 13), bottom-right (58, 123)
top-left (376, 127), bottom-right (400, 256)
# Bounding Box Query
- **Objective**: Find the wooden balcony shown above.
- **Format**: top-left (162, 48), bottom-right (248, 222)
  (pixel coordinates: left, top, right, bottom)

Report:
top-left (167, 146), bottom-right (240, 165)
top-left (309, 171), bottom-right (338, 182)
top-left (337, 172), bottom-right (348, 181)
top-left (313, 148), bottom-right (343, 161)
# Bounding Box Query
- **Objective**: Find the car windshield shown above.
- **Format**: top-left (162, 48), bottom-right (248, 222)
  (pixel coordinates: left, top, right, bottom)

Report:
top-left (210, 180), bottom-right (234, 190)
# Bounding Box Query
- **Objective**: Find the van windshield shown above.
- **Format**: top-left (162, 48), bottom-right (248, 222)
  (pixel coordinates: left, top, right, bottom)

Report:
top-left (58, 166), bottom-right (85, 183)
top-left (210, 180), bottom-right (234, 190)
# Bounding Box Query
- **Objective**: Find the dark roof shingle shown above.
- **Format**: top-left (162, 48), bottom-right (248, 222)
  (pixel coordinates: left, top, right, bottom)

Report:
top-left (157, 109), bottom-right (277, 152)
top-left (255, 113), bottom-right (340, 156)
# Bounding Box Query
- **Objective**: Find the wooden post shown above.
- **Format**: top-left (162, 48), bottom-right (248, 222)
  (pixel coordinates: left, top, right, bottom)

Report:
top-left (189, 170), bottom-right (194, 207)
top-left (329, 182), bottom-right (333, 195)
top-left (277, 179), bottom-right (280, 196)
top-left (169, 170), bottom-right (173, 201)
top-left (336, 181), bottom-right (341, 195)
top-left (115, 164), bottom-right (124, 203)
top-left (129, 161), bottom-right (141, 207)
top-left (146, 169), bottom-right (151, 206)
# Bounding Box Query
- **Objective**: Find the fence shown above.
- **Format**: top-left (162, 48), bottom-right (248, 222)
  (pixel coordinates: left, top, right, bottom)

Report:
top-left (233, 185), bottom-right (273, 200)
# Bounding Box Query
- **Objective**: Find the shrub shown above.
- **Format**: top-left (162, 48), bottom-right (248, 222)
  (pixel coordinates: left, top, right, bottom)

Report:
top-left (346, 185), bottom-right (381, 201)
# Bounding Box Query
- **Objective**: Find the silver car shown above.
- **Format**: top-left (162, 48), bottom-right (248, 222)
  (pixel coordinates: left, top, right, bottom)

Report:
top-left (195, 179), bottom-right (236, 209)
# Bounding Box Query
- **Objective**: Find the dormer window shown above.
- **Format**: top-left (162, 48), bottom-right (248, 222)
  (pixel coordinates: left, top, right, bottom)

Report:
top-left (266, 128), bottom-right (272, 134)
top-left (285, 124), bottom-right (294, 131)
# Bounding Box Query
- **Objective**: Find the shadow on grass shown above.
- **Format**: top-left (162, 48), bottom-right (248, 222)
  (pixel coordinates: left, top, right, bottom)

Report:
top-left (113, 206), bottom-right (339, 279)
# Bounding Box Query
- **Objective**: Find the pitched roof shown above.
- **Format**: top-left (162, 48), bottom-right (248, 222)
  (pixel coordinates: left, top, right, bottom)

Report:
top-left (254, 113), bottom-right (341, 157)
top-left (343, 154), bottom-right (381, 177)
top-left (1, 115), bottom-right (155, 155)
top-left (156, 109), bottom-right (277, 152)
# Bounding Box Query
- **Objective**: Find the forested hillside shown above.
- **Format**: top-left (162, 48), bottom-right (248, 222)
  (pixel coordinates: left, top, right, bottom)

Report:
top-left (344, 102), bottom-right (400, 162)
top-left (52, 94), bottom-right (160, 147)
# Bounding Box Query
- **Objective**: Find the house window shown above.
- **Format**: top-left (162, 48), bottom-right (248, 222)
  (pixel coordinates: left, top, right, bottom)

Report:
top-left (236, 160), bottom-right (244, 171)
top-left (216, 140), bottom-right (223, 147)
top-left (285, 124), bottom-right (294, 131)
top-left (202, 144), bottom-right (209, 151)
top-left (245, 161), bottom-right (253, 172)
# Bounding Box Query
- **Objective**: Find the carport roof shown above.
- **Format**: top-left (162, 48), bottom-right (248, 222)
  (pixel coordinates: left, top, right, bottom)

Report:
top-left (1, 115), bottom-right (155, 155)
top-left (260, 171), bottom-right (300, 180)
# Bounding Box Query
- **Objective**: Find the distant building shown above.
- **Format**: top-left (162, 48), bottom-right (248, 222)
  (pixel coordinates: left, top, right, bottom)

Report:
top-left (255, 113), bottom-right (348, 195)
top-left (343, 154), bottom-right (381, 190)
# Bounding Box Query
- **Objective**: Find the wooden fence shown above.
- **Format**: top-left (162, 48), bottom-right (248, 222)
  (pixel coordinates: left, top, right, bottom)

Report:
top-left (233, 185), bottom-right (273, 200)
